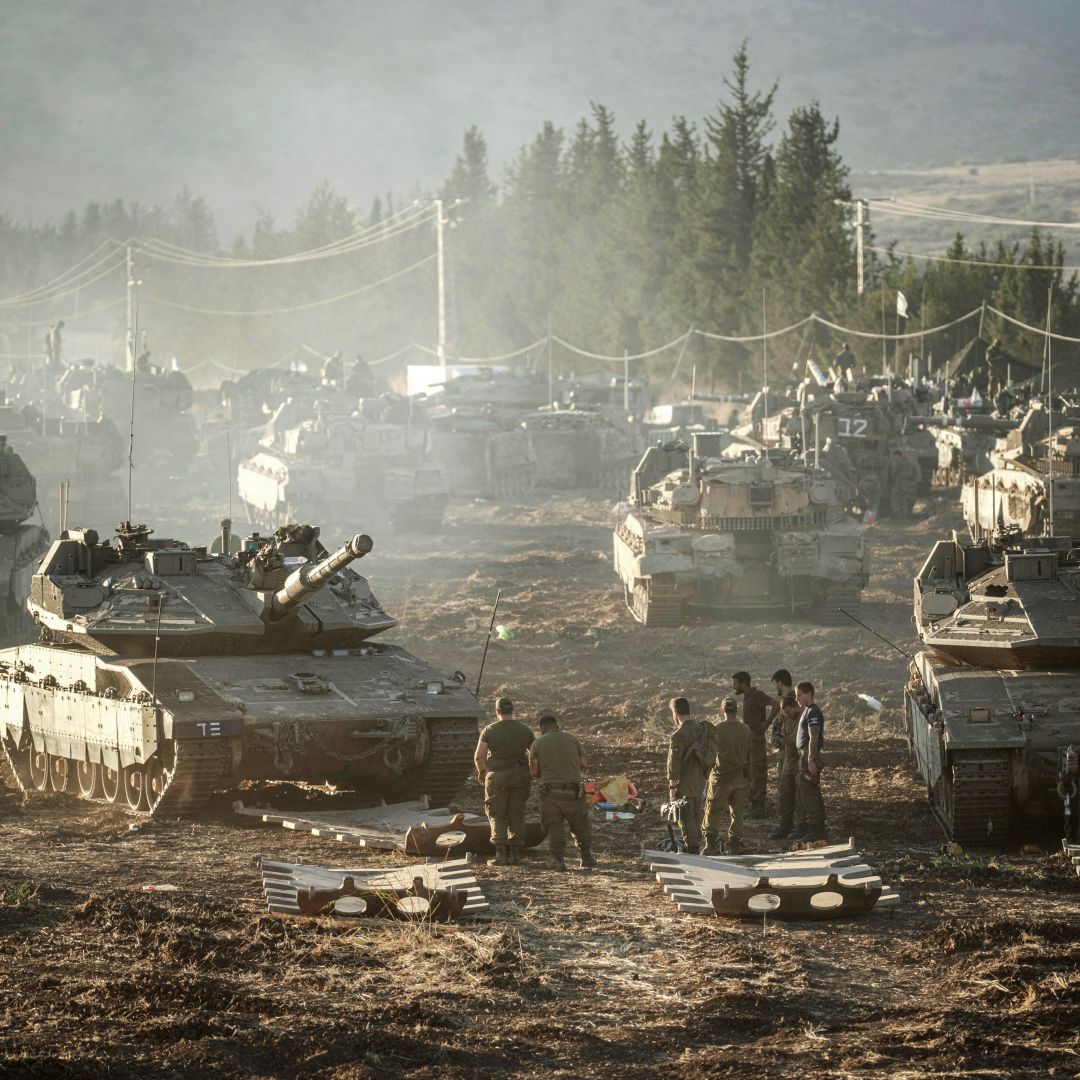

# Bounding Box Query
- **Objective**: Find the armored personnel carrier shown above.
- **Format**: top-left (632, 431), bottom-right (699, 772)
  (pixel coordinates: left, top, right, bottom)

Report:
top-left (0, 521), bottom-right (481, 814)
top-left (906, 530), bottom-right (1080, 844)
top-left (918, 412), bottom-right (1019, 489)
top-left (520, 409), bottom-right (638, 491)
top-left (0, 436), bottom-right (51, 640)
top-left (613, 435), bottom-right (868, 627)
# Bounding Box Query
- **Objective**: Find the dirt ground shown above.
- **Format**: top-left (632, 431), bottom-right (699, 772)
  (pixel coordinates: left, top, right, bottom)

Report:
top-left (0, 494), bottom-right (1077, 1078)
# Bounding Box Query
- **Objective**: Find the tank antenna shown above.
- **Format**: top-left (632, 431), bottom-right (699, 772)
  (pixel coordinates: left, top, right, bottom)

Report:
top-left (474, 588), bottom-right (502, 697)
top-left (125, 245), bottom-right (140, 522)
top-left (761, 289), bottom-right (769, 445)
top-left (837, 607), bottom-right (913, 661)
top-left (1045, 285), bottom-right (1054, 536)
top-left (225, 415), bottom-right (234, 523)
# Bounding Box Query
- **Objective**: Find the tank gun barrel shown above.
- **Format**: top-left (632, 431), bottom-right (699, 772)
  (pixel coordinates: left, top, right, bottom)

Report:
top-left (270, 533), bottom-right (373, 619)
top-left (915, 415), bottom-right (1019, 433)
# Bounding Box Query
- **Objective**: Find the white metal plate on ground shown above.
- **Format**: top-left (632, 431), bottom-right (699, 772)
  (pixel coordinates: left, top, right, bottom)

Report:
top-left (646, 839), bottom-right (899, 916)
top-left (1064, 839), bottom-right (1080, 877)
top-left (259, 855), bottom-right (489, 919)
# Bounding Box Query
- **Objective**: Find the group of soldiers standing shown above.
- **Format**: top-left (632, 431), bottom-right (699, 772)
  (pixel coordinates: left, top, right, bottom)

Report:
top-left (667, 670), bottom-right (827, 855)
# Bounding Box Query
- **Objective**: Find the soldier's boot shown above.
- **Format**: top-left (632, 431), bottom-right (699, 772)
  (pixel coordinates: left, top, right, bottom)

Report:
top-left (492, 845), bottom-right (510, 866)
top-left (700, 834), bottom-right (723, 856)
top-left (578, 848), bottom-right (597, 870)
top-left (507, 847), bottom-right (522, 865)
top-left (548, 855), bottom-right (567, 871)
top-left (728, 838), bottom-right (743, 856)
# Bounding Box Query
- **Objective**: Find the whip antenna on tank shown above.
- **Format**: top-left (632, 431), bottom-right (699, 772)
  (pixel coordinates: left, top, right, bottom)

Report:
top-left (1044, 286), bottom-right (1054, 536)
top-left (474, 589), bottom-right (502, 698)
top-left (761, 289), bottom-right (769, 445)
top-left (124, 245), bottom-right (141, 521)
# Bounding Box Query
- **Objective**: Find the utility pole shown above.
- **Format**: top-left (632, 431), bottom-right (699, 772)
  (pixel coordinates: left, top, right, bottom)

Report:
top-left (855, 198), bottom-right (867, 296)
top-left (435, 200), bottom-right (447, 366)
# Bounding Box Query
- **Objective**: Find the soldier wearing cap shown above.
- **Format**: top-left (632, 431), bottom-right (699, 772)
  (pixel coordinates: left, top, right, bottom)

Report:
top-left (473, 697), bottom-right (534, 865)
top-left (701, 697), bottom-right (751, 856)
top-left (770, 691), bottom-right (803, 839)
top-left (529, 714), bottom-right (595, 871)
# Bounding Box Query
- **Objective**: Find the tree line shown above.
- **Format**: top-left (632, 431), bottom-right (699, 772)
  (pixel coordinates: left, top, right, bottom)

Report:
top-left (2, 44), bottom-right (1078, 389)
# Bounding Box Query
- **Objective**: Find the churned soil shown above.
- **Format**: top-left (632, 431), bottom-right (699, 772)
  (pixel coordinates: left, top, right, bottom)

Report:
top-left (0, 495), bottom-right (1075, 1078)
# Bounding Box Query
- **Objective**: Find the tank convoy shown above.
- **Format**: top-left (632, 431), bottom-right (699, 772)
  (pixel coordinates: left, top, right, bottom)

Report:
top-left (613, 434), bottom-right (868, 626)
top-left (520, 409), bottom-right (638, 491)
top-left (0, 520), bottom-right (481, 815)
top-left (906, 529), bottom-right (1080, 844)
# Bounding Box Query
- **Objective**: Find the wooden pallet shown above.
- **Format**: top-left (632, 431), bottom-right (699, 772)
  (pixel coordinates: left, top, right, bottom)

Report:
top-left (260, 855), bottom-right (489, 920)
top-left (1064, 839), bottom-right (1080, 878)
top-left (646, 838), bottom-right (899, 918)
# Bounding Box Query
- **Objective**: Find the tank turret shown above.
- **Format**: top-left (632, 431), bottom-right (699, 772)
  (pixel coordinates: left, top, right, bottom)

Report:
top-left (1, 520), bottom-right (481, 816)
top-left (905, 529), bottom-right (1080, 844)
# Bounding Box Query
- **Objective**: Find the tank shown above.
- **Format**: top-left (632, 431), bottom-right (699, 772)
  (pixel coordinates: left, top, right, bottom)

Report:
top-left (427, 411), bottom-right (537, 498)
top-left (905, 530), bottom-right (1080, 844)
top-left (612, 435), bottom-right (868, 627)
top-left (0, 436), bottom-right (51, 640)
top-left (237, 394), bottom-right (449, 532)
top-left (960, 406), bottom-right (1080, 537)
top-left (519, 409), bottom-right (638, 491)
top-left (768, 391), bottom-right (934, 518)
top-left (0, 521), bottom-right (481, 815)
top-left (915, 412), bottom-right (1020, 489)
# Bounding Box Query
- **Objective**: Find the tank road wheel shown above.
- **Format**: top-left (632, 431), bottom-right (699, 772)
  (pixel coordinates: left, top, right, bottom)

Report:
top-left (100, 765), bottom-right (121, 804)
top-left (76, 760), bottom-right (103, 799)
top-left (122, 765), bottom-right (150, 812)
top-left (28, 749), bottom-right (50, 792)
top-left (49, 755), bottom-right (76, 794)
top-left (145, 756), bottom-right (169, 806)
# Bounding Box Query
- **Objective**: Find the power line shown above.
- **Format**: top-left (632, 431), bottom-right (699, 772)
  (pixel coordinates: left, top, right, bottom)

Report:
top-left (867, 244), bottom-right (1080, 272)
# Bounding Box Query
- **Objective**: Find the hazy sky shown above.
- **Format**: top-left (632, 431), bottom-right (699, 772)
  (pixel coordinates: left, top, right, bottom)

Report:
top-left (3, 0), bottom-right (1079, 235)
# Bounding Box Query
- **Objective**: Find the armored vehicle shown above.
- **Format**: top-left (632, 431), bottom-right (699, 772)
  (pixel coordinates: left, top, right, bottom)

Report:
top-left (0, 521), bottom-right (481, 815)
top-left (427, 411), bottom-right (537, 498)
top-left (613, 435), bottom-right (868, 627)
top-left (767, 391), bottom-right (933, 518)
top-left (918, 412), bottom-right (1019, 489)
top-left (906, 530), bottom-right (1080, 844)
top-left (238, 395), bottom-right (449, 532)
top-left (0, 436), bottom-right (51, 639)
top-left (520, 409), bottom-right (638, 491)
top-left (961, 406), bottom-right (1079, 537)
top-left (428, 369), bottom-right (554, 415)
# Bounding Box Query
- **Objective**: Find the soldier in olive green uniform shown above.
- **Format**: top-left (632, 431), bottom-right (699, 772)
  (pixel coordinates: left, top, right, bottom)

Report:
top-left (474, 697), bottom-right (534, 865)
top-left (666, 697), bottom-right (708, 854)
top-left (701, 698), bottom-right (751, 855)
top-left (769, 691), bottom-right (803, 839)
top-left (733, 671), bottom-right (774, 818)
top-left (529, 714), bottom-right (595, 871)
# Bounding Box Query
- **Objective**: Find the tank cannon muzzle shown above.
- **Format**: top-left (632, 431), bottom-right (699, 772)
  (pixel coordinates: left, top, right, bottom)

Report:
top-left (269, 533), bottom-right (373, 619)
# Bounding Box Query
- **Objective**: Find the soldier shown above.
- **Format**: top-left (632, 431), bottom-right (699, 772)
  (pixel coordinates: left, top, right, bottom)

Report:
top-left (732, 671), bottom-right (774, 818)
top-left (835, 342), bottom-right (856, 378)
top-left (666, 697), bottom-right (709, 854)
top-left (768, 668), bottom-right (794, 776)
top-left (792, 681), bottom-right (827, 842)
top-left (44, 320), bottom-right (65, 368)
top-left (770, 691), bottom-right (803, 839)
top-left (473, 697), bottom-right (534, 866)
top-left (529, 714), bottom-right (595, 871)
top-left (888, 449), bottom-right (920, 517)
top-left (701, 697), bottom-right (751, 855)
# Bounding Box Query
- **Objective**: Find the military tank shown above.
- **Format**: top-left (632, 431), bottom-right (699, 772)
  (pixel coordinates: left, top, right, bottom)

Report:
top-left (906, 529), bottom-right (1080, 844)
top-left (613, 434), bottom-right (868, 627)
top-left (960, 406), bottom-right (1079, 537)
top-left (918, 412), bottom-right (1019, 489)
top-left (520, 408), bottom-right (638, 491)
top-left (427, 410), bottom-right (537, 498)
top-left (0, 436), bottom-right (51, 640)
top-left (0, 521), bottom-right (481, 815)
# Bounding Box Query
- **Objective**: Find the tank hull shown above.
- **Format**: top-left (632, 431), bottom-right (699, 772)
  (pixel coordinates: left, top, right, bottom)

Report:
top-left (905, 652), bottom-right (1080, 844)
top-left (613, 511), bottom-right (867, 627)
top-left (0, 642), bottom-right (481, 815)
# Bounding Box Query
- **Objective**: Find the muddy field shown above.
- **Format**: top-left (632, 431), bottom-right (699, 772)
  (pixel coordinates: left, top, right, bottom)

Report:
top-left (0, 495), bottom-right (1077, 1078)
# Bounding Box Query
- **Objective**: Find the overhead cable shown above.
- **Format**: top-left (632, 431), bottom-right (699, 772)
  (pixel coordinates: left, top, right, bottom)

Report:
top-left (866, 244), bottom-right (1080, 272)
top-left (696, 317), bottom-right (812, 343)
top-left (811, 306), bottom-right (981, 341)
top-left (139, 254), bottom-right (435, 316)
top-left (986, 305), bottom-right (1080, 344)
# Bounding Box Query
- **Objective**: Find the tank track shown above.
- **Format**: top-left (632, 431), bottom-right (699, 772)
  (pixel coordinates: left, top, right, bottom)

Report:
top-left (407, 717), bottom-right (480, 806)
top-left (937, 751), bottom-right (1013, 845)
top-left (628, 581), bottom-right (683, 628)
top-left (0, 734), bottom-right (233, 818)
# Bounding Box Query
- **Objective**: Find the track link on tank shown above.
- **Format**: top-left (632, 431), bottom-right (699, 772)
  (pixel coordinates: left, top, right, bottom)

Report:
top-left (0, 734), bottom-right (234, 818)
top-left (628, 581), bottom-right (683, 628)
top-left (817, 586), bottom-right (862, 626)
top-left (404, 717), bottom-right (479, 806)
top-left (935, 751), bottom-right (1013, 845)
